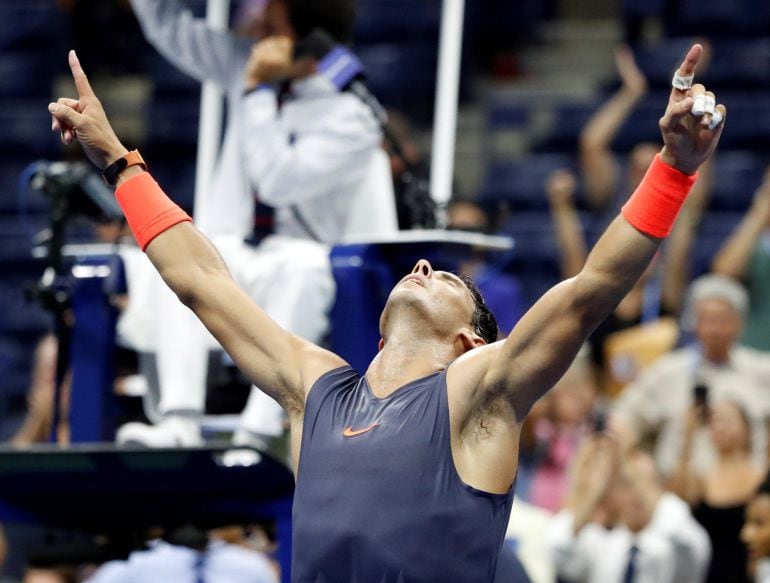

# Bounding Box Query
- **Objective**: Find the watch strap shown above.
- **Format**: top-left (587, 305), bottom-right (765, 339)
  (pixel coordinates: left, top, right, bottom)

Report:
top-left (102, 150), bottom-right (147, 186)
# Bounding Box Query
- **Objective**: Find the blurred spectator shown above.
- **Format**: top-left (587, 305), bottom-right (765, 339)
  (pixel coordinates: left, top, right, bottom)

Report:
top-left (742, 474), bottom-right (770, 583)
top-left (10, 335), bottom-right (68, 446)
top-left (549, 438), bottom-right (710, 583)
top-left (446, 198), bottom-right (524, 336)
top-left (504, 499), bottom-right (555, 583)
top-left (519, 354), bottom-right (597, 513)
top-left (611, 274), bottom-right (770, 476)
top-left (85, 537), bottom-right (277, 583)
top-left (117, 0), bottom-right (396, 448)
top-left (712, 166), bottom-right (770, 351)
top-left (670, 400), bottom-right (762, 583)
top-left (579, 45), bottom-right (652, 213)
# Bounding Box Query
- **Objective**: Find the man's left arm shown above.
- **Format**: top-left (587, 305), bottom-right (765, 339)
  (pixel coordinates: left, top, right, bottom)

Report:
top-left (478, 44), bottom-right (726, 419)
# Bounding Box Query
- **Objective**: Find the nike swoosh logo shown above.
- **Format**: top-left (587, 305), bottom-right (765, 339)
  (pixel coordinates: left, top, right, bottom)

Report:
top-left (342, 422), bottom-right (380, 437)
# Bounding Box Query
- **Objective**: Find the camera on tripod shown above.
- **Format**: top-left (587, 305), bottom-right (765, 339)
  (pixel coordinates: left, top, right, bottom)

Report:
top-left (29, 160), bottom-right (123, 224)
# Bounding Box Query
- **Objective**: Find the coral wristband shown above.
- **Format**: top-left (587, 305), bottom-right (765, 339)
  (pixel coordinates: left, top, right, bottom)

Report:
top-left (115, 172), bottom-right (192, 251)
top-left (621, 154), bottom-right (697, 238)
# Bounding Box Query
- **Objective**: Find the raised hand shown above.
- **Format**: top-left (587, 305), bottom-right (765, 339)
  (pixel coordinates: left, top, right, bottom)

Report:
top-left (48, 51), bottom-right (127, 170)
top-left (615, 45), bottom-right (647, 97)
top-left (659, 44), bottom-right (726, 175)
top-left (545, 169), bottom-right (578, 208)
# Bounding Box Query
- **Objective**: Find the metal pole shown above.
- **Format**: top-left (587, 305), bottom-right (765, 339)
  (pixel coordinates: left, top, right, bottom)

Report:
top-left (194, 0), bottom-right (230, 218)
top-left (429, 0), bottom-right (465, 214)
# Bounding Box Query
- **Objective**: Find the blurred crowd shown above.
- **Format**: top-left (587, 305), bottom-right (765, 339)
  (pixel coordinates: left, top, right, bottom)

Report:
top-left (1, 0), bottom-right (770, 582)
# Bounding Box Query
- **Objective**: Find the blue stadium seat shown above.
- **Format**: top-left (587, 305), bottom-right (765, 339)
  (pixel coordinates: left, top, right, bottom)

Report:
top-left (704, 40), bottom-right (770, 89)
top-left (0, 279), bottom-right (51, 337)
top-left (623, 0), bottom-right (666, 19)
top-left (357, 42), bottom-right (438, 119)
top-left (692, 212), bottom-right (746, 275)
top-left (0, 216), bottom-right (44, 261)
top-left (710, 151), bottom-right (769, 212)
top-left (485, 100), bottom-right (532, 131)
top-left (635, 39), bottom-right (770, 90)
top-left (675, 0), bottom-right (770, 37)
top-left (354, 0), bottom-right (441, 44)
top-left (612, 99), bottom-right (665, 152)
top-left (0, 158), bottom-right (52, 216)
top-left (0, 52), bottom-right (56, 98)
top-left (0, 0), bottom-right (61, 52)
top-left (144, 53), bottom-right (199, 96)
top-left (533, 102), bottom-right (599, 153)
top-left (498, 212), bottom-right (560, 272)
top-left (0, 338), bottom-right (32, 395)
top-left (0, 101), bottom-right (60, 157)
top-left (148, 160), bottom-right (197, 213)
top-left (534, 98), bottom-right (661, 154)
top-left (146, 98), bottom-right (200, 147)
top-left (478, 155), bottom-right (578, 211)
top-left (714, 92), bottom-right (770, 150)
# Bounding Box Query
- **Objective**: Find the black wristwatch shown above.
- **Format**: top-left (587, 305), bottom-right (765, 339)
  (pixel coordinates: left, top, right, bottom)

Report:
top-left (102, 150), bottom-right (147, 186)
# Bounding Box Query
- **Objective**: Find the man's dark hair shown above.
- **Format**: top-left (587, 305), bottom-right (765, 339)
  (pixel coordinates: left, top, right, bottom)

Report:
top-left (286, 0), bottom-right (358, 44)
top-left (460, 275), bottom-right (499, 345)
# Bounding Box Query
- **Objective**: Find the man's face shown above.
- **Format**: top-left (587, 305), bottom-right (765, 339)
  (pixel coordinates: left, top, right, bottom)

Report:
top-left (608, 452), bottom-right (659, 533)
top-left (383, 259), bottom-right (477, 342)
top-left (742, 495), bottom-right (770, 577)
top-left (694, 298), bottom-right (741, 359)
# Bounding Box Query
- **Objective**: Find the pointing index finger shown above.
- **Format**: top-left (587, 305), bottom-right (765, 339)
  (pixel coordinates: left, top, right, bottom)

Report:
top-left (676, 44), bottom-right (702, 79)
top-left (68, 50), bottom-right (95, 99)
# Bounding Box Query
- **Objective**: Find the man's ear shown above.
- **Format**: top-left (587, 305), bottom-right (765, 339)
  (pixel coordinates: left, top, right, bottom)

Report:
top-left (378, 338), bottom-right (385, 352)
top-left (455, 329), bottom-right (486, 356)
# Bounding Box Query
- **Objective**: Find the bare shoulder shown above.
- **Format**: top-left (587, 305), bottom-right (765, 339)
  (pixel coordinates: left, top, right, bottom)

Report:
top-left (445, 341), bottom-right (507, 421)
top-left (296, 340), bottom-right (350, 400)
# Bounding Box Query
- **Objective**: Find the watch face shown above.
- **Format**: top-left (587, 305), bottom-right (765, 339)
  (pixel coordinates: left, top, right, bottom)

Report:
top-left (103, 151), bottom-right (145, 185)
top-left (104, 158), bottom-right (128, 185)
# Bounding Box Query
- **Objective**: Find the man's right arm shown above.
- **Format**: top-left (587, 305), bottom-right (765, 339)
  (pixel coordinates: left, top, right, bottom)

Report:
top-left (130, 0), bottom-right (250, 87)
top-left (143, 219), bottom-right (345, 413)
top-left (49, 51), bottom-right (346, 412)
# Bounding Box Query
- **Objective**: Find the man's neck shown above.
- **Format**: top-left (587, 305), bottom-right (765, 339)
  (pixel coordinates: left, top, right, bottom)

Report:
top-left (366, 332), bottom-right (456, 398)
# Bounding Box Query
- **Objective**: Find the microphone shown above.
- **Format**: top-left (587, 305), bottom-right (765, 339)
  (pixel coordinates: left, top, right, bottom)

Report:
top-left (294, 29), bottom-right (387, 124)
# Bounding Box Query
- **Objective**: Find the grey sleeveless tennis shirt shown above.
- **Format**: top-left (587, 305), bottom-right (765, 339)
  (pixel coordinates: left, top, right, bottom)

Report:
top-left (292, 365), bottom-right (514, 582)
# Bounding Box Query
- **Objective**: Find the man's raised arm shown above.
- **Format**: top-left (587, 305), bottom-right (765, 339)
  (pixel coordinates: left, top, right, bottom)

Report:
top-left (48, 51), bottom-right (345, 414)
top-left (481, 44), bottom-right (725, 418)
